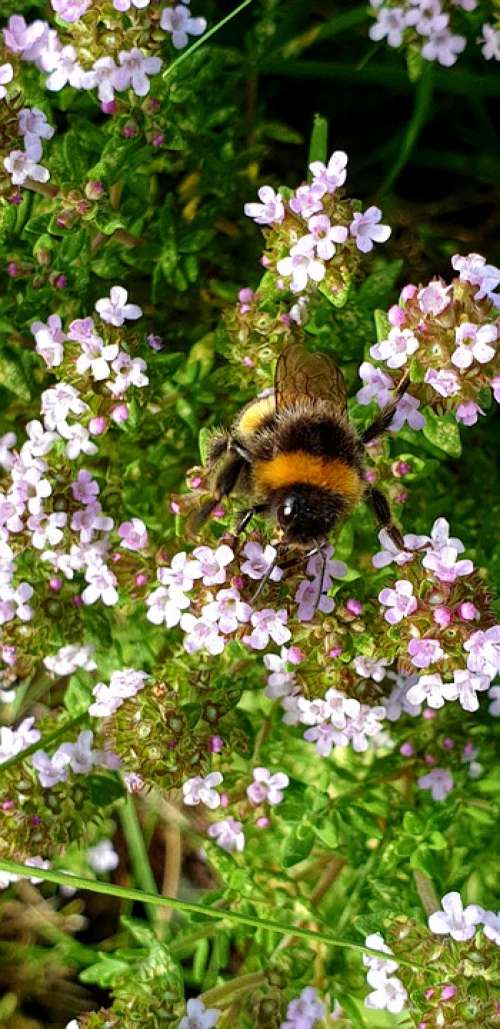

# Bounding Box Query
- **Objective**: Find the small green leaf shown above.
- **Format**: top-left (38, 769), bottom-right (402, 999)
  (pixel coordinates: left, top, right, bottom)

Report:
top-left (86, 774), bottom-right (124, 808)
top-left (281, 822), bottom-right (315, 867)
top-left (422, 408), bottom-right (462, 457)
top-left (307, 114), bottom-right (328, 170)
top-left (374, 309), bottom-right (390, 343)
top-left (80, 955), bottom-right (130, 987)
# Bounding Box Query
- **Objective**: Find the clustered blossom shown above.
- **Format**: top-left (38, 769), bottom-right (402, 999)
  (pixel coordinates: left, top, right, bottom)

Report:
top-left (428, 892), bottom-right (500, 946)
top-left (368, 1), bottom-right (496, 68)
top-left (44, 643), bottom-right (97, 676)
top-left (280, 986), bottom-right (325, 1028)
top-left (182, 771), bottom-right (223, 809)
top-left (362, 255), bottom-right (499, 429)
top-left (244, 149), bottom-right (391, 300)
top-left (287, 687), bottom-right (386, 758)
top-left (363, 932), bottom-right (408, 1014)
top-left (246, 767), bottom-right (289, 806)
top-left (3, 105), bottom-right (53, 189)
top-left (89, 668), bottom-right (148, 717)
top-left (2, 5), bottom-right (208, 111)
top-left (0, 717), bottom-right (40, 763)
top-left (294, 545), bottom-right (347, 622)
top-left (32, 729), bottom-right (119, 787)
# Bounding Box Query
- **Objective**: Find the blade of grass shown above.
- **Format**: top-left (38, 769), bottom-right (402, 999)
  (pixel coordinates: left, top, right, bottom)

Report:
top-left (163, 0), bottom-right (256, 80)
top-left (378, 66), bottom-right (434, 194)
top-left (307, 114), bottom-right (329, 172)
top-left (0, 858), bottom-right (424, 969)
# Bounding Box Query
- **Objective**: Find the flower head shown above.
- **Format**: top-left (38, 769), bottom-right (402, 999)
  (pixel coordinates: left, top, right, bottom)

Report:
top-left (95, 286), bottom-right (142, 326)
top-left (428, 892), bottom-right (483, 940)
top-left (350, 206), bottom-right (391, 253)
top-left (418, 767), bottom-right (454, 801)
top-left (179, 998), bottom-right (220, 1029)
top-left (379, 579), bottom-right (418, 624)
top-left (160, 5), bottom-right (207, 50)
top-left (246, 767), bottom-right (289, 806)
top-left (207, 817), bottom-right (245, 853)
top-left (182, 772), bottom-right (223, 809)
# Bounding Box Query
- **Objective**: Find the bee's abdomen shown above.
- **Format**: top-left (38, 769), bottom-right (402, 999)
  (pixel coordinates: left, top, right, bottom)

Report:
top-left (236, 395), bottom-right (276, 437)
top-left (254, 452), bottom-right (364, 507)
top-left (276, 411), bottom-right (362, 466)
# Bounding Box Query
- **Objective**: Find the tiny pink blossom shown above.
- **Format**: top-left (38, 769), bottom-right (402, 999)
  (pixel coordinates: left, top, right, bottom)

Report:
top-left (422, 546), bottom-right (473, 583)
top-left (379, 579), bottom-right (418, 624)
top-left (464, 626), bottom-right (500, 680)
top-left (369, 6), bottom-right (407, 47)
top-left (0, 63), bottom-right (13, 100)
top-left (456, 401), bottom-right (485, 426)
top-left (207, 817), bottom-right (245, 852)
top-left (95, 286), bottom-right (143, 326)
top-left (357, 363), bottom-right (394, 408)
top-left (371, 327), bottom-right (419, 369)
top-left (180, 614), bottom-right (225, 655)
top-left (202, 587), bottom-right (252, 634)
top-left (82, 561), bottom-right (118, 606)
top-left (192, 544), bottom-right (233, 586)
top-left (51, 0), bottom-right (91, 22)
top-left (390, 393), bottom-right (425, 431)
top-left (246, 767), bottom-right (289, 806)
top-left (451, 322), bottom-right (497, 369)
top-left (277, 237), bottom-right (325, 293)
top-left (418, 767), bottom-right (454, 801)
top-left (304, 214), bottom-right (348, 260)
top-left (428, 892), bottom-right (483, 939)
top-left (118, 518), bottom-right (148, 551)
top-left (71, 470), bottom-right (99, 505)
top-left (309, 150), bottom-right (348, 193)
top-left (424, 367), bottom-right (460, 397)
top-left (240, 541), bottom-right (282, 582)
top-left (417, 280), bottom-right (451, 315)
top-left (408, 638), bottom-right (444, 669)
top-left (112, 48), bottom-right (162, 96)
top-left (146, 583), bottom-right (190, 627)
top-left (243, 608), bottom-right (291, 649)
top-left (406, 673), bottom-right (447, 708)
top-left (160, 4), bottom-right (207, 49)
top-left (445, 668), bottom-right (490, 712)
top-left (289, 182), bottom-right (324, 218)
top-left (243, 186), bottom-right (284, 225)
top-left (350, 206), bottom-right (391, 253)
top-left (182, 772), bottom-right (223, 809)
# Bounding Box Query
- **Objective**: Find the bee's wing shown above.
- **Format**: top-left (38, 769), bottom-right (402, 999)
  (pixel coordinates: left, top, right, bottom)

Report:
top-left (275, 342), bottom-right (348, 416)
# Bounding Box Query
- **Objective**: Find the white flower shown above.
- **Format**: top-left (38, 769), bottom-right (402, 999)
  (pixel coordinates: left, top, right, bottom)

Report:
top-left (277, 237), bottom-right (325, 293)
top-left (160, 5), bottom-right (207, 50)
top-left (112, 48), bottom-right (162, 97)
top-left (179, 997), bottom-right (221, 1029)
top-left (365, 974), bottom-right (408, 1014)
top-left (363, 933), bottom-right (399, 977)
top-left (43, 643), bottom-right (97, 676)
top-left (207, 818), bottom-right (245, 853)
top-left (406, 673), bottom-right (449, 709)
top-left (428, 891), bottom-right (484, 941)
top-left (354, 656), bottom-right (389, 683)
top-left (444, 668), bottom-right (490, 712)
top-left (482, 910), bottom-right (500, 945)
top-left (4, 148), bottom-right (50, 185)
top-left (0, 62), bottom-right (13, 100)
top-left (95, 286), bottom-right (143, 327)
top-left (182, 772), bottom-right (223, 809)
top-left (76, 337), bottom-right (119, 381)
top-left (87, 839), bottom-right (119, 873)
top-left (82, 560), bottom-right (118, 606)
top-left (146, 584), bottom-right (190, 627)
top-left (58, 422), bottom-right (98, 461)
top-left (243, 185), bottom-right (285, 226)
top-left (46, 45), bottom-right (84, 90)
top-left (480, 23), bottom-right (500, 61)
top-left (370, 327), bottom-right (419, 369)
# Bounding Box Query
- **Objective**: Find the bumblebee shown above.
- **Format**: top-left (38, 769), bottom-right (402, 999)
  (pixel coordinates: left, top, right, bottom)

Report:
top-left (194, 343), bottom-right (407, 577)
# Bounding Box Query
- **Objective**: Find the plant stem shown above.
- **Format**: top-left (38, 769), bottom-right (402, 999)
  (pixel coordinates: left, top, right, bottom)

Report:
top-left (163, 0), bottom-right (256, 80)
top-left (119, 793), bottom-right (158, 926)
top-left (0, 711), bottom-right (88, 778)
top-left (413, 869), bottom-right (440, 916)
top-left (0, 858), bottom-right (425, 969)
top-left (201, 971), bottom-right (267, 1006)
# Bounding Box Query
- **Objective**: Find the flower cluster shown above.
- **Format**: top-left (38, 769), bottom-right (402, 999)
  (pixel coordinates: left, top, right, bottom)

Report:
top-left (3, 106), bottom-right (53, 190)
top-left (363, 932), bottom-right (408, 1014)
top-left (428, 891), bottom-right (500, 945)
top-left (359, 254), bottom-right (499, 429)
top-left (244, 149), bottom-right (390, 307)
top-left (32, 729), bottom-right (119, 787)
top-left (369, 0), bottom-right (500, 68)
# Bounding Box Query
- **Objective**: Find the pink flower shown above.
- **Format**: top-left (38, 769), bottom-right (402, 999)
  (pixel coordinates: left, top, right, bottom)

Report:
top-left (445, 669), bottom-right (490, 712)
top-left (182, 772), bottom-right (223, 809)
top-left (180, 613), bottom-right (225, 655)
top-left (371, 327), bottom-right (419, 369)
top-left (283, 987), bottom-right (325, 1027)
top-left (480, 23), bottom-right (500, 61)
top-left (421, 29), bottom-right (466, 67)
top-left (452, 252), bottom-right (500, 305)
top-left (304, 722), bottom-right (347, 756)
top-left (464, 626), bottom-right (500, 680)
top-left (89, 668), bottom-right (147, 717)
top-left (3, 17), bottom-right (48, 61)
top-left (295, 578), bottom-right (334, 621)
top-left (240, 541), bottom-right (283, 582)
top-left (357, 363), bottom-right (394, 408)
top-left (349, 206), bottom-right (391, 254)
top-left (192, 544), bottom-right (233, 586)
top-left (417, 280), bottom-right (451, 315)
top-left (71, 501), bottom-right (113, 542)
top-left (379, 579), bottom-right (417, 624)
top-left (390, 394), bottom-right (425, 431)
top-left (179, 998), bottom-right (221, 1029)
top-left (456, 401), bottom-right (485, 426)
top-left (289, 182), bottom-right (324, 218)
top-left (160, 4), bottom-right (207, 49)
top-left (354, 656), bottom-right (389, 682)
top-left (0, 63), bottom-right (14, 100)
top-left (82, 560), bottom-right (118, 606)
top-left (44, 643), bottom-right (96, 676)
top-left (83, 57), bottom-right (118, 102)
top-left (77, 334), bottom-right (119, 380)
top-left (4, 149), bottom-right (49, 186)
top-left (304, 214), bottom-right (348, 260)
top-left (369, 6), bottom-right (407, 47)
top-left (422, 546), bottom-right (473, 582)
top-left (28, 511), bottom-right (67, 549)
top-left (118, 518), bottom-right (148, 551)
top-left (451, 322), bottom-right (497, 369)
top-left (372, 528), bottom-right (428, 568)
top-left (277, 237), bottom-right (325, 293)
top-left (424, 367), bottom-right (460, 397)
top-left (158, 551), bottom-right (201, 592)
top-left (207, 817), bottom-right (245, 853)
top-left (263, 647), bottom-right (300, 699)
top-left (71, 470), bottom-right (99, 505)
top-left (112, 49), bottom-right (162, 96)
top-left (406, 672), bottom-right (448, 708)
top-left (146, 584), bottom-right (190, 627)
top-left (50, 0), bottom-right (91, 22)
top-left (243, 608), bottom-right (291, 649)
top-left (246, 767), bottom-right (289, 806)
top-left (309, 150), bottom-right (348, 193)
top-left (365, 975), bottom-right (408, 1014)
top-left (114, 0), bottom-right (151, 9)
top-left (30, 315), bottom-right (65, 368)
top-left (109, 352), bottom-right (149, 394)
top-left (0, 717), bottom-right (40, 762)
top-left (418, 767), bottom-right (454, 801)
top-left (243, 185), bottom-right (285, 225)
top-left (202, 587), bottom-right (252, 634)
top-left (32, 747), bottom-right (70, 787)
top-left (408, 637), bottom-right (444, 669)
top-left (428, 892), bottom-right (483, 940)
top-left (41, 383), bottom-right (87, 430)
top-left (95, 286), bottom-right (143, 326)
top-left (46, 45), bottom-right (84, 91)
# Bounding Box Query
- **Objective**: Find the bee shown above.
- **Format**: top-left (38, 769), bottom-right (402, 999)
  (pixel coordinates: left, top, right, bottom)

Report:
top-left (193, 343), bottom-right (408, 593)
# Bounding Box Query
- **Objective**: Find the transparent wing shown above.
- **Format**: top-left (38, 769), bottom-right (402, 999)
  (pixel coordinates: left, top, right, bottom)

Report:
top-left (275, 342), bottom-right (347, 415)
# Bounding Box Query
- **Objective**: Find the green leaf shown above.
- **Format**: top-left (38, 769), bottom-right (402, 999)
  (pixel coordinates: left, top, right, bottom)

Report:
top-left (0, 347), bottom-right (31, 401)
top-left (374, 308), bottom-right (390, 343)
top-left (313, 814), bottom-right (340, 849)
top-left (422, 408), bottom-right (462, 457)
top-left (80, 955), bottom-right (130, 987)
top-left (281, 821), bottom-right (315, 867)
top-left (307, 114), bottom-right (328, 169)
top-left (86, 774), bottom-right (124, 808)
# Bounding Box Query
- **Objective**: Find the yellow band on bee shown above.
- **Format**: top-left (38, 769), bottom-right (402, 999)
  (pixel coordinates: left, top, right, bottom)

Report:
top-left (237, 395), bottom-right (276, 436)
top-left (254, 451), bottom-right (363, 503)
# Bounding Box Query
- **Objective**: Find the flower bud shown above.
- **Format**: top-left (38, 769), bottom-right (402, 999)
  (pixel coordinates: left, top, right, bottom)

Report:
top-left (49, 577), bottom-right (63, 592)
top-left (111, 404), bottom-right (129, 424)
top-left (89, 415), bottom-right (108, 436)
top-left (85, 179), bottom-right (104, 199)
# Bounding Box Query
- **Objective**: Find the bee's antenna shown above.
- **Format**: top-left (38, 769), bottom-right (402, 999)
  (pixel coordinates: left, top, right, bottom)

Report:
top-left (312, 540), bottom-right (327, 616)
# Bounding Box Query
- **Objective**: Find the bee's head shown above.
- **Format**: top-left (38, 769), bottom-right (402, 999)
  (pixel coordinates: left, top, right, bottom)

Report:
top-left (275, 485), bottom-right (344, 547)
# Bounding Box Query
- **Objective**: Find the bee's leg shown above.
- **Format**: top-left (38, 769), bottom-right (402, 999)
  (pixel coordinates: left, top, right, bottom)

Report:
top-left (250, 543), bottom-right (286, 603)
top-left (312, 541), bottom-right (327, 615)
top-left (190, 452), bottom-right (248, 531)
top-left (368, 487), bottom-right (404, 550)
top-left (361, 370), bottom-right (410, 445)
top-left (234, 503), bottom-right (268, 536)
